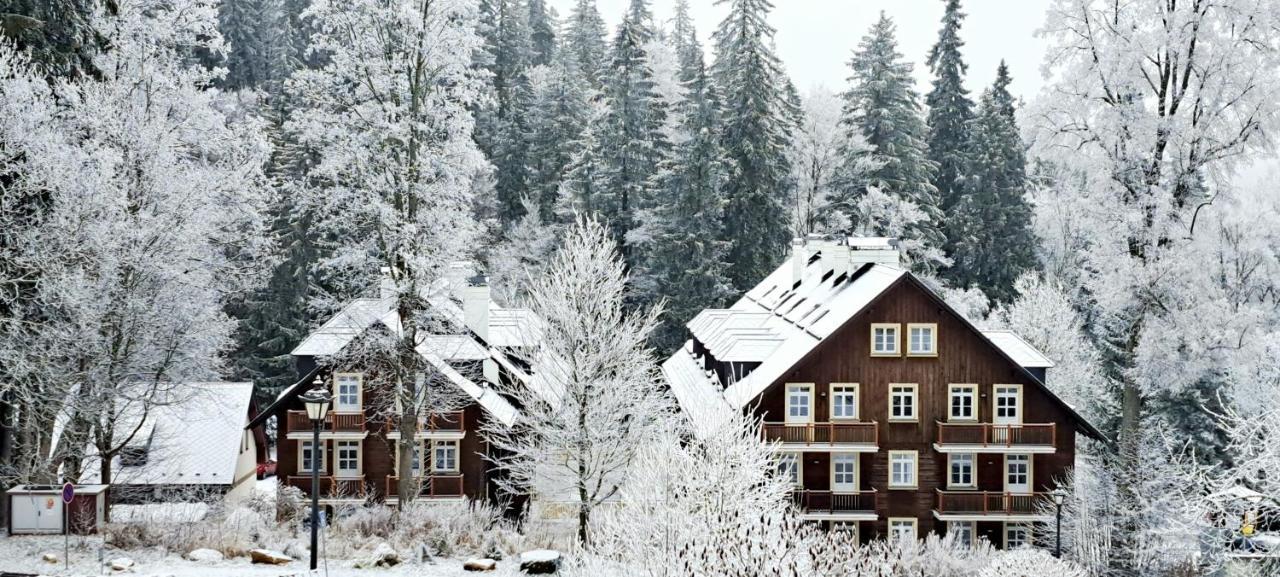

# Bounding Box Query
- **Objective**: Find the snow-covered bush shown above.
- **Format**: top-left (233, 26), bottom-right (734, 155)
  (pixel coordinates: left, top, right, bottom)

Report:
top-left (978, 548), bottom-right (1085, 577)
top-left (103, 502), bottom-right (285, 558)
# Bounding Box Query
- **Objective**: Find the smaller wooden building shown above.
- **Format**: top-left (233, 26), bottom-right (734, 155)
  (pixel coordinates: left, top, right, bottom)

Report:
top-left (7, 484), bottom-right (108, 535)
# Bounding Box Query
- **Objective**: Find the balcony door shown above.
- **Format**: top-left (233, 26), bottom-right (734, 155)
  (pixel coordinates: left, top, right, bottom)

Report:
top-left (785, 383), bottom-right (813, 425)
top-left (831, 453), bottom-right (857, 492)
top-left (1005, 454), bottom-right (1031, 495)
top-left (992, 385), bottom-right (1021, 443)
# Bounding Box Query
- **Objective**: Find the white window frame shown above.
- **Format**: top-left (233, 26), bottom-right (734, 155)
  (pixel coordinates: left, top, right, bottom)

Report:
top-left (332, 372), bottom-right (363, 413)
top-left (432, 439), bottom-right (459, 473)
top-left (949, 521), bottom-right (975, 547)
top-left (993, 384), bottom-right (1023, 424)
top-left (888, 383), bottom-right (918, 422)
top-left (1004, 454), bottom-right (1032, 494)
top-left (335, 440), bottom-right (362, 478)
top-left (889, 518), bottom-right (918, 543)
top-left (777, 453), bottom-right (802, 487)
top-left (298, 439), bottom-right (326, 473)
top-left (786, 383), bottom-right (815, 424)
top-left (948, 384), bottom-right (978, 422)
top-left (830, 383), bottom-right (860, 420)
top-left (1004, 523), bottom-right (1032, 549)
top-left (870, 323), bottom-right (900, 356)
top-left (948, 453), bottom-right (976, 489)
top-left (888, 450), bottom-right (918, 489)
top-left (830, 453), bottom-right (858, 492)
top-left (906, 323), bottom-right (938, 356)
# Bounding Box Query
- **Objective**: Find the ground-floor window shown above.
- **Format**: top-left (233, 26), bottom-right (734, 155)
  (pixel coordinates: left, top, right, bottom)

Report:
top-left (777, 453), bottom-right (801, 486)
top-left (1005, 522), bottom-right (1032, 549)
top-left (948, 521), bottom-right (974, 547)
top-left (889, 518), bottom-right (917, 543)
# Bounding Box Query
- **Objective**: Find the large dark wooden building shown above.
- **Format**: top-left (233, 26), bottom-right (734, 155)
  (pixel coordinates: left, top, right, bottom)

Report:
top-left (663, 237), bottom-right (1103, 548)
top-left (247, 264), bottom-right (537, 508)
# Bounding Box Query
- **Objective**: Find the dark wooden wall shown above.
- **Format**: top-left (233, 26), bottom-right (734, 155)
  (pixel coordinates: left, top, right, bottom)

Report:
top-left (753, 278), bottom-right (1078, 539)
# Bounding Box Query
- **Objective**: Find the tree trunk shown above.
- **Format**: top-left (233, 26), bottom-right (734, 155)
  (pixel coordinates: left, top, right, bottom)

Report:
top-left (396, 397), bottom-right (416, 508)
top-left (395, 298), bottom-right (420, 509)
top-left (99, 450), bottom-right (113, 522)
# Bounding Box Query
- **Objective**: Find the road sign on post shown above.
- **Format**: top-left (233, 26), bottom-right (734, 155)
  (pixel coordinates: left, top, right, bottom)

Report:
top-left (62, 482), bottom-right (74, 572)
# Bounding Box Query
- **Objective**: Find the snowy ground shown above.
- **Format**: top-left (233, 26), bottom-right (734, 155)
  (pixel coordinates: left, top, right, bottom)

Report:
top-left (0, 533), bottom-right (527, 577)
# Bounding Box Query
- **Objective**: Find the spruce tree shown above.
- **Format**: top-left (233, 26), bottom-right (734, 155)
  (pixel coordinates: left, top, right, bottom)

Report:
top-left (711, 0), bottom-right (795, 292)
top-left (647, 27), bottom-right (734, 352)
top-left (950, 62), bottom-right (1037, 303)
top-left (924, 0), bottom-right (974, 271)
top-left (476, 0), bottom-right (535, 223)
top-left (563, 0), bottom-right (609, 88)
top-left (837, 13), bottom-right (944, 272)
top-left (0, 0), bottom-right (106, 79)
top-left (525, 45), bottom-right (591, 220)
top-left (527, 0), bottom-right (556, 67)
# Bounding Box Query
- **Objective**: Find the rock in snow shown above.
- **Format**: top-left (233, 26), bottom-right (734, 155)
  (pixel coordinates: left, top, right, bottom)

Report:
top-left (249, 549), bottom-right (292, 565)
top-left (109, 556), bottom-right (135, 571)
top-left (184, 548), bottom-right (224, 562)
top-left (519, 549), bottom-right (561, 574)
top-left (353, 542), bottom-right (400, 568)
top-left (283, 539), bottom-right (310, 561)
top-left (464, 557), bottom-right (498, 571)
top-left (42, 552), bottom-right (59, 563)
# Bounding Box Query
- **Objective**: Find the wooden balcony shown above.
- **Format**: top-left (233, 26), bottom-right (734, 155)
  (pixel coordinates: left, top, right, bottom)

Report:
top-left (933, 422), bottom-right (1056, 453)
top-left (792, 490), bottom-right (878, 520)
top-left (385, 475), bottom-right (465, 499)
top-left (285, 475), bottom-right (367, 499)
top-left (934, 490), bottom-right (1052, 521)
top-left (286, 411), bottom-right (366, 434)
top-left (385, 411), bottom-right (466, 435)
top-left (762, 421), bottom-right (878, 452)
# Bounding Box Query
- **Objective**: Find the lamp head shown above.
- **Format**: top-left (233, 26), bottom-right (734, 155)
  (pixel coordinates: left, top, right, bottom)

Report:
top-left (300, 376), bottom-right (332, 422)
top-left (1051, 487), bottom-right (1067, 506)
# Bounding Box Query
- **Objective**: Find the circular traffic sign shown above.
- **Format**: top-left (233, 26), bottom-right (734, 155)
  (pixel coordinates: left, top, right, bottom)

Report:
top-left (61, 482), bottom-right (74, 504)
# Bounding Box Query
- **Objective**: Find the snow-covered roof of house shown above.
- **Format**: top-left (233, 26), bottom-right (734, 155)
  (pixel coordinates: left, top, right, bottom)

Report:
top-left (981, 330), bottom-right (1055, 369)
top-left (661, 341), bottom-right (733, 438)
top-left (662, 238), bottom-right (1104, 440)
top-left (83, 382), bottom-right (253, 487)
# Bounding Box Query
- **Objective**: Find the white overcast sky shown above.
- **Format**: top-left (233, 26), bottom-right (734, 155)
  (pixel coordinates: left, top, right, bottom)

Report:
top-left (545, 0), bottom-right (1054, 102)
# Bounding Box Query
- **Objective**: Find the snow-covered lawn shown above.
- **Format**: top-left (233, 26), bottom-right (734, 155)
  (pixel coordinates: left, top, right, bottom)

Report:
top-left (0, 533), bottom-right (527, 577)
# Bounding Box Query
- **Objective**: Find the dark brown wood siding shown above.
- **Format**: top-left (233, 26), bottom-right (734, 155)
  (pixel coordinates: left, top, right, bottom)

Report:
top-left (752, 278), bottom-right (1078, 540)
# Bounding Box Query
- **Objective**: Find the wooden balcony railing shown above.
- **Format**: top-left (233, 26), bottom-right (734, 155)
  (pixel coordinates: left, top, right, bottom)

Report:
top-left (286, 411), bottom-right (366, 433)
top-left (385, 411), bottom-right (466, 434)
top-left (935, 490), bottom-right (1047, 515)
top-left (385, 475), bottom-right (465, 499)
top-left (762, 421), bottom-right (878, 446)
top-left (935, 423), bottom-right (1055, 447)
top-left (792, 490), bottom-right (877, 515)
top-left (285, 475), bottom-right (367, 498)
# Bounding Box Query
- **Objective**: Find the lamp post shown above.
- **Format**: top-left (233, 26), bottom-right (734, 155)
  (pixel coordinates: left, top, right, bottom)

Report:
top-left (1050, 488), bottom-right (1067, 558)
top-left (299, 378), bottom-right (331, 572)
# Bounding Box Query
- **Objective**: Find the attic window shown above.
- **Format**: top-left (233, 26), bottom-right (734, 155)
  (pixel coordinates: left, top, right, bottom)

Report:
top-left (775, 292), bottom-right (797, 310)
top-left (121, 446), bottom-right (148, 467)
top-left (785, 297), bottom-right (807, 315)
top-left (759, 286), bottom-right (778, 299)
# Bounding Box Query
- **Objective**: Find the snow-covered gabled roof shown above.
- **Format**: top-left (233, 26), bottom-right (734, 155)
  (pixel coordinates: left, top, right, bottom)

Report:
top-left (662, 341), bottom-right (732, 438)
top-left (84, 382), bottom-right (254, 487)
top-left (416, 349), bottom-right (518, 427)
top-left (982, 330), bottom-right (1055, 369)
top-left (291, 298), bottom-right (397, 357)
top-left (489, 308), bottom-right (541, 348)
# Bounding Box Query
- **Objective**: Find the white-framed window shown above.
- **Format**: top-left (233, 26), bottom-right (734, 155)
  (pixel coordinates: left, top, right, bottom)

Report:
top-left (432, 440), bottom-right (459, 472)
top-left (832, 454), bottom-right (858, 491)
top-left (889, 384), bottom-right (917, 421)
top-left (949, 521), bottom-right (975, 547)
top-left (994, 385), bottom-right (1022, 423)
top-left (299, 440), bottom-right (326, 473)
top-left (1004, 523), bottom-right (1031, 549)
top-left (871, 323), bottom-right (900, 356)
top-left (1006, 454), bottom-right (1031, 493)
top-left (888, 451), bottom-right (918, 489)
top-left (949, 384), bottom-right (977, 421)
top-left (333, 373), bottom-right (362, 412)
top-left (907, 323), bottom-right (937, 356)
top-left (777, 453), bottom-right (801, 486)
top-left (830, 383), bottom-right (859, 420)
top-left (336, 440), bottom-right (361, 477)
top-left (786, 383), bottom-right (813, 423)
top-left (889, 518), bottom-right (918, 543)
top-left (949, 453), bottom-right (975, 488)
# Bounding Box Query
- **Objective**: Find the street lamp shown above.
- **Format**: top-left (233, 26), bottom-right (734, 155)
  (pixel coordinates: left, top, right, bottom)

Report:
top-left (1050, 487), bottom-right (1068, 558)
top-left (299, 378), bottom-right (331, 572)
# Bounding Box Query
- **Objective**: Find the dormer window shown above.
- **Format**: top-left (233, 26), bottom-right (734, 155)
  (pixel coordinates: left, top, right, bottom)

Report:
top-left (871, 323), bottom-right (900, 356)
top-left (333, 373), bottom-right (362, 413)
top-left (907, 324), bottom-right (937, 356)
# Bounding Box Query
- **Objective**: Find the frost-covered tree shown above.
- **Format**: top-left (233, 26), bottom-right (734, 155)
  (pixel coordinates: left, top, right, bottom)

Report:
top-left (524, 49), bottom-right (591, 220)
top-left (484, 216), bottom-right (670, 545)
top-left (475, 0), bottom-right (534, 223)
top-left (923, 0), bottom-right (974, 245)
top-left (949, 63), bottom-right (1037, 303)
top-left (838, 13), bottom-right (944, 273)
top-left (288, 0), bottom-right (488, 504)
top-left (711, 0), bottom-right (794, 292)
top-left (562, 0), bottom-right (608, 88)
top-left (218, 0), bottom-right (286, 90)
top-left (0, 0), bottom-right (269, 496)
top-left (0, 0), bottom-right (107, 78)
top-left (488, 196), bottom-right (559, 304)
top-left (527, 0), bottom-right (555, 67)
top-left (788, 85), bottom-right (874, 237)
top-left (556, 97), bottom-right (613, 218)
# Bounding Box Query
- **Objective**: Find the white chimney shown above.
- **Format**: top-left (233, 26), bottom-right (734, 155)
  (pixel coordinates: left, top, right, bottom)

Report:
top-left (847, 237), bottom-right (902, 267)
top-left (379, 267), bottom-right (395, 298)
top-left (791, 238), bottom-right (807, 284)
top-left (446, 261), bottom-right (476, 299)
top-left (463, 274), bottom-right (490, 342)
top-left (827, 243), bottom-right (852, 278)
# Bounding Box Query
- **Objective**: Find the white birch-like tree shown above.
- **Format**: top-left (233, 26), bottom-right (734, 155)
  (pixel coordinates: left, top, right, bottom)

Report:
top-left (484, 216), bottom-right (670, 545)
top-left (287, 0), bottom-right (489, 504)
